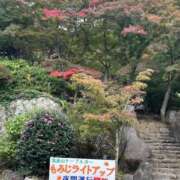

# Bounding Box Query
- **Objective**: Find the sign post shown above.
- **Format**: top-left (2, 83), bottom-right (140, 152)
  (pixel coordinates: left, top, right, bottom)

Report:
top-left (49, 157), bottom-right (115, 180)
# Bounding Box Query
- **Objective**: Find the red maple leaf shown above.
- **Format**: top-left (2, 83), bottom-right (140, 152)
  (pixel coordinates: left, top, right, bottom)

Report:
top-left (77, 11), bottom-right (87, 17)
top-left (49, 68), bottom-right (79, 79)
top-left (62, 68), bottom-right (79, 79)
top-left (43, 8), bottom-right (60, 18)
top-left (121, 25), bottom-right (147, 36)
top-left (49, 70), bottom-right (62, 78)
top-left (89, 0), bottom-right (103, 7)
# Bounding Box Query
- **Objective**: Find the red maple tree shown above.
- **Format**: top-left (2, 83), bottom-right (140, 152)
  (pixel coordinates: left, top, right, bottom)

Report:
top-left (49, 68), bottom-right (79, 79)
top-left (121, 25), bottom-right (147, 36)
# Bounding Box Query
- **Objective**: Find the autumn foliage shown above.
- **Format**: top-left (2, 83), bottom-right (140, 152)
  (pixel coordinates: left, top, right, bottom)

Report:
top-left (121, 25), bottom-right (148, 36)
top-left (50, 68), bottom-right (79, 79)
top-left (49, 66), bottom-right (102, 80)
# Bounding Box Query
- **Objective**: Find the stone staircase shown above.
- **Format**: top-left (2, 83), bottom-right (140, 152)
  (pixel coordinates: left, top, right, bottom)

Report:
top-left (138, 119), bottom-right (180, 180)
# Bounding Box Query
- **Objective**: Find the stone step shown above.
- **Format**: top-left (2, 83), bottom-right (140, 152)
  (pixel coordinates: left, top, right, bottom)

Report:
top-left (153, 168), bottom-right (177, 173)
top-left (145, 139), bottom-right (176, 143)
top-left (153, 170), bottom-right (180, 179)
top-left (141, 129), bottom-right (170, 132)
top-left (147, 143), bottom-right (180, 148)
top-left (144, 140), bottom-right (180, 146)
top-left (139, 128), bottom-right (170, 132)
top-left (142, 133), bottom-right (172, 136)
top-left (152, 154), bottom-right (180, 159)
top-left (142, 136), bottom-right (173, 139)
top-left (159, 128), bottom-right (171, 133)
top-left (139, 124), bottom-right (169, 127)
top-left (152, 150), bottom-right (180, 154)
top-left (152, 163), bottom-right (180, 169)
top-left (139, 125), bottom-right (168, 128)
top-left (139, 132), bottom-right (170, 135)
top-left (141, 135), bottom-right (171, 138)
top-left (151, 146), bottom-right (180, 151)
top-left (143, 133), bottom-right (172, 136)
top-left (151, 158), bottom-right (180, 164)
top-left (153, 172), bottom-right (180, 176)
top-left (153, 177), bottom-right (171, 180)
top-left (142, 130), bottom-right (171, 133)
top-left (143, 139), bottom-right (180, 143)
top-left (139, 134), bottom-right (175, 140)
top-left (150, 157), bottom-right (180, 163)
top-left (143, 139), bottom-right (175, 143)
top-left (153, 173), bottom-right (177, 180)
top-left (138, 120), bottom-right (180, 180)
top-left (140, 127), bottom-right (170, 131)
top-left (174, 174), bottom-right (180, 179)
top-left (142, 134), bottom-right (173, 138)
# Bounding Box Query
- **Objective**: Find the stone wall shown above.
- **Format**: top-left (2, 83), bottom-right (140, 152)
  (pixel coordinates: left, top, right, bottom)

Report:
top-left (167, 110), bottom-right (180, 140)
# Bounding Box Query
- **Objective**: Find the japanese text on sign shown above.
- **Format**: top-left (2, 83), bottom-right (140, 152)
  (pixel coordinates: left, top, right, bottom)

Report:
top-left (49, 157), bottom-right (115, 180)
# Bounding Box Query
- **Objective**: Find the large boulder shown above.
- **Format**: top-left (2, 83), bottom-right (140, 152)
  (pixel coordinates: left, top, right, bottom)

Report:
top-left (24, 177), bottom-right (44, 180)
top-left (0, 169), bottom-right (23, 180)
top-left (123, 174), bottom-right (133, 180)
top-left (0, 105), bottom-right (7, 133)
top-left (123, 161), bottom-right (153, 180)
top-left (0, 97), bottom-right (62, 135)
top-left (124, 127), bottom-right (151, 171)
top-left (133, 162), bottom-right (153, 180)
top-left (8, 97), bottom-right (61, 117)
top-left (167, 110), bottom-right (180, 140)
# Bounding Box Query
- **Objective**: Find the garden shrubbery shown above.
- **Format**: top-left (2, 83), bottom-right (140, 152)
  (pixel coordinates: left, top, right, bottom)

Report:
top-left (0, 59), bottom-right (72, 106)
top-left (0, 113), bottom-right (31, 164)
top-left (0, 109), bottom-right (74, 176)
top-left (0, 59), bottom-right (66, 92)
top-left (0, 64), bottom-right (11, 84)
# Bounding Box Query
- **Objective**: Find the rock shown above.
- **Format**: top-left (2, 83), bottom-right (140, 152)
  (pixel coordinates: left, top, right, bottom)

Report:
top-left (0, 169), bottom-right (24, 180)
top-left (8, 97), bottom-right (61, 117)
top-left (133, 162), bottom-right (153, 180)
top-left (123, 174), bottom-right (133, 180)
top-left (0, 97), bottom-right (62, 135)
top-left (126, 105), bottom-right (135, 113)
top-left (0, 105), bottom-right (6, 133)
top-left (135, 62), bottom-right (148, 72)
top-left (124, 127), bottom-right (151, 171)
top-left (167, 110), bottom-right (180, 140)
top-left (24, 176), bottom-right (44, 180)
top-left (135, 104), bottom-right (145, 113)
top-left (166, 110), bottom-right (177, 124)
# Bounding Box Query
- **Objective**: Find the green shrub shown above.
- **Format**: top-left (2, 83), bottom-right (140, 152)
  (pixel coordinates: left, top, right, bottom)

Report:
top-left (0, 134), bottom-right (17, 166)
top-left (0, 64), bottom-right (11, 84)
top-left (0, 59), bottom-right (72, 106)
top-left (16, 110), bottom-right (74, 176)
top-left (6, 113), bottom-right (32, 141)
top-left (0, 59), bottom-right (54, 91)
top-left (0, 112), bottom-right (34, 164)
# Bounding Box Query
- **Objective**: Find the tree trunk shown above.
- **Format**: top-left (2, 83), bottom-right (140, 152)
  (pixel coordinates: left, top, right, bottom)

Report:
top-left (103, 69), bottom-right (109, 82)
top-left (129, 57), bottom-right (138, 83)
top-left (115, 129), bottom-right (120, 178)
top-left (160, 83), bottom-right (171, 121)
top-left (103, 64), bottom-right (111, 82)
top-left (73, 90), bottom-right (78, 104)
